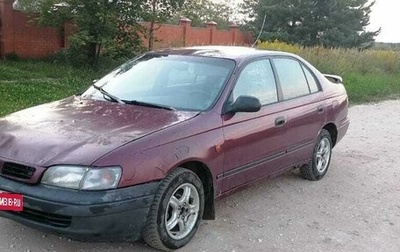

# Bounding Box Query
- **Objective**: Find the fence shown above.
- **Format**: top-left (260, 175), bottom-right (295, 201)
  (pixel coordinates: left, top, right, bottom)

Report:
top-left (0, 0), bottom-right (253, 59)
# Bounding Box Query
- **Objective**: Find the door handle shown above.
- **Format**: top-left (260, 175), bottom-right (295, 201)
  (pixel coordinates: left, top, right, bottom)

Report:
top-left (317, 105), bottom-right (325, 113)
top-left (275, 116), bottom-right (286, 127)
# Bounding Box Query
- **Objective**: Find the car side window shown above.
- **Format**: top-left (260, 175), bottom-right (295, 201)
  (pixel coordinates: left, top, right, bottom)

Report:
top-left (232, 59), bottom-right (278, 105)
top-left (273, 58), bottom-right (310, 100)
top-left (302, 65), bottom-right (319, 93)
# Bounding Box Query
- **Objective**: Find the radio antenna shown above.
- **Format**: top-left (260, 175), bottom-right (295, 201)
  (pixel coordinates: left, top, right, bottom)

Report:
top-left (252, 13), bottom-right (267, 48)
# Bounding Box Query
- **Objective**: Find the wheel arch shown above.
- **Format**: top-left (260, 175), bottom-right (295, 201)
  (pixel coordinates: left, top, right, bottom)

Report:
top-left (178, 161), bottom-right (215, 220)
top-left (322, 123), bottom-right (338, 147)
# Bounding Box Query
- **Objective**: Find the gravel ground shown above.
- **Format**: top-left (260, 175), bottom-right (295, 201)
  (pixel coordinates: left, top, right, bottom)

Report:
top-left (1, 99), bottom-right (400, 252)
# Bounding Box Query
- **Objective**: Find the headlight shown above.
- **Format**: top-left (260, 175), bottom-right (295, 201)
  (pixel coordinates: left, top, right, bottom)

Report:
top-left (41, 165), bottom-right (122, 190)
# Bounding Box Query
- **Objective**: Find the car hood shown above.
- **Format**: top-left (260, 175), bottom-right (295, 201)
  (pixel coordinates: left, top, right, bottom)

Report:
top-left (0, 96), bottom-right (198, 167)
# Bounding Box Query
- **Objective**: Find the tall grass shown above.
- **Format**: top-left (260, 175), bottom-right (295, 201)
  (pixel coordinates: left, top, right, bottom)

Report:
top-left (257, 41), bottom-right (400, 103)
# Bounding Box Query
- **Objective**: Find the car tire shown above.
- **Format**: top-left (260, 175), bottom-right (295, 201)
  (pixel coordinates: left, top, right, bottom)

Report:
top-left (143, 168), bottom-right (205, 251)
top-left (300, 129), bottom-right (332, 181)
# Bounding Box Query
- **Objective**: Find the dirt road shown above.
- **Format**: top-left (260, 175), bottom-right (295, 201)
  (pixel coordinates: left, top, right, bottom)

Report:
top-left (1, 100), bottom-right (399, 252)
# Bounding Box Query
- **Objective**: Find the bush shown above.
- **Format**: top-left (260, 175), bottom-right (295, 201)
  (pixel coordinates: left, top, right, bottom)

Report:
top-left (257, 40), bottom-right (301, 54)
top-left (5, 52), bottom-right (20, 61)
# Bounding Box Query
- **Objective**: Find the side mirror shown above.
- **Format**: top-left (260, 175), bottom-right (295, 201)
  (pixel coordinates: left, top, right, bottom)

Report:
top-left (224, 96), bottom-right (261, 114)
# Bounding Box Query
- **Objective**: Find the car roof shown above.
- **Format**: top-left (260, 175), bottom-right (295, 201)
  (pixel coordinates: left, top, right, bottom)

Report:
top-left (152, 46), bottom-right (295, 61)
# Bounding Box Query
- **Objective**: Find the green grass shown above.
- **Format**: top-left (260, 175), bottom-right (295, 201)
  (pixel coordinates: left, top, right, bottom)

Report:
top-left (0, 60), bottom-right (105, 117)
top-left (343, 73), bottom-right (400, 104)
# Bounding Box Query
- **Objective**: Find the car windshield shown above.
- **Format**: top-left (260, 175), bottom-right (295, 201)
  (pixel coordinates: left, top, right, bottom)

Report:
top-left (82, 54), bottom-right (235, 111)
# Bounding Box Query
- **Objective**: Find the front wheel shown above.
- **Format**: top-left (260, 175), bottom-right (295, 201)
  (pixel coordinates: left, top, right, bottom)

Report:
top-left (300, 129), bottom-right (332, 181)
top-left (143, 168), bottom-right (204, 251)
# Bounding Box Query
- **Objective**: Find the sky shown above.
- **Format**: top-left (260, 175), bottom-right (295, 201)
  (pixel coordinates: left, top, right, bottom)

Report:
top-left (368, 0), bottom-right (400, 43)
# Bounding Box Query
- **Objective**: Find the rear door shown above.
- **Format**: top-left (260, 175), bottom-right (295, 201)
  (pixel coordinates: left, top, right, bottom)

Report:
top-left (271, 57), bottom-right (325, 166)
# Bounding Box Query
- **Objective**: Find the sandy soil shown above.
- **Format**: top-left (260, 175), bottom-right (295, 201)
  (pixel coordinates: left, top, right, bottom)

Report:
top-left (1, 100), bottom-right (399, 252)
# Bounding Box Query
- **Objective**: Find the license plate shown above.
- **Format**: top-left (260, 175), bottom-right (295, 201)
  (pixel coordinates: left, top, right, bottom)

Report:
top-left (0, 192), bottom-right (23, 212)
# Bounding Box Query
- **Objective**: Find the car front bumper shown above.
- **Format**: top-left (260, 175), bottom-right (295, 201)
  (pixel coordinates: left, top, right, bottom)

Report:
top-left (0, 176), bottom-right (159, 242)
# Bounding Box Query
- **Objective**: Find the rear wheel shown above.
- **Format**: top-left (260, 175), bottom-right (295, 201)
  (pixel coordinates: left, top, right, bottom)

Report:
top-left (143, 168), bottom-right (204, 251)
top-left (300, 129), bottom-right (332, 181)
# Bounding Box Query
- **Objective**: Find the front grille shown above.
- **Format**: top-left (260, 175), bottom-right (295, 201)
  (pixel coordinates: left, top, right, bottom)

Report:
top-left (11, 208), bottom-right (72, 228)
top-left (1, 162), bottom-right (36, 180)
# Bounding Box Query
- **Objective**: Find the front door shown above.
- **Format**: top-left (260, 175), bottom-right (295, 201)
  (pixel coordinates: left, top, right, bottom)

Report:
top-left (219, 58), bottom-right (290, 193)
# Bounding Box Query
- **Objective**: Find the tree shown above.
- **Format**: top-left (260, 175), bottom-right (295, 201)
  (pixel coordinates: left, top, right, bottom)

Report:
top-left (243, 0), bottom-right (380, 48)
top-left (141, 0), bottom-right (185, 50)
top-left (17, 0), bottom-right (145, 65)
top-left (171, 0), bottom-right (231, 29)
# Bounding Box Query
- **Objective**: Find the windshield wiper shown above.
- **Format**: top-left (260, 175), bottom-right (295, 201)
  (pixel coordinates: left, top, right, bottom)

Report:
top-left (92, 84), bottom-right (124, 104)
top-left (123, 100), bottom-right (176, 111)
top-left (92, 85), bottom-right (175, 110)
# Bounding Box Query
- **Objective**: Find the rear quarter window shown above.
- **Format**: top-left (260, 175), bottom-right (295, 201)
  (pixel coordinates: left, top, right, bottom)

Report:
top-left (302, 65), bottom-right (319, 93)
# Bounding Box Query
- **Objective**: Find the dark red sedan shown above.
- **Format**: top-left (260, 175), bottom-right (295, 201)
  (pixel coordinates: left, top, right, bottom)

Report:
top-left (0, 46), bottom-right (349, 250)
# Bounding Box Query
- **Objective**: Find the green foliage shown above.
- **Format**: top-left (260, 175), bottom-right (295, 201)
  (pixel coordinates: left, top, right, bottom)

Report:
top-left (257, 39), bottom-right (301, 54)
top-left (244, 0), bottom-right (379, 48)
top-left (4, 52), bottom-right (20, 61)
top-left (142, 0), bottom-right (185, 22)
top-left (18, 0), bottom-right (145, 66)
top-left (171, 0), bottom-right (231, 29)
top-left (343, 73), bottom-right (400, 104)
top-left (373, 42), bottom-right (400, 51)
top-left (13, 0), bottom-right (40, 12)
